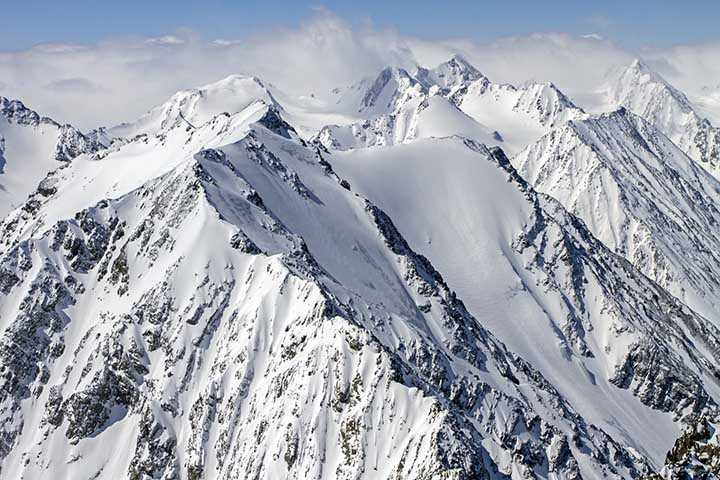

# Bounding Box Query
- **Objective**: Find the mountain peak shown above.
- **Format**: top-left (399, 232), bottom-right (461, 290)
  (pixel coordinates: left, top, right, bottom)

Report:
top-left (358, 66), bottom-right (424, 113)
top-left (629, 58), bottom-right (648, 73)
top-left (605, 58), bottom-right (720, 176)
top-left (109, 74), bottom-right (280, 138)
top-left (612, 58), bottom-right (695, 115)
top-left (255, 103), bottom-right (299, 140)
top-left (0, 96), bottom-right (58, 128)
top-left (198, 74), bottom-right (271, 96)
top-left (415, 55), bottom-right (485, 94)
top-left (623, 58), bottom-right (669, 86)
top-left (439, 54), bottom-right (482, 77)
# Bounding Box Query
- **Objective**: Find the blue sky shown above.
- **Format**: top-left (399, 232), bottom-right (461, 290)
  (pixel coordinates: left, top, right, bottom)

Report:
top-left (3, 0), bottom-right (719, 50)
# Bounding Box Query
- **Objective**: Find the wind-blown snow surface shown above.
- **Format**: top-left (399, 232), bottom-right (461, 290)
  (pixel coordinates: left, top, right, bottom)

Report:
top-left (1, 54), bottom-right (720, 478)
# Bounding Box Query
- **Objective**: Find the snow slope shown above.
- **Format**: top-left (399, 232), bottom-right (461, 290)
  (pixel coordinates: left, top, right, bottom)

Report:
top-left (332, 137), bottom-right (720, 469)
top-left (315, 94), bottom-right (501, 150)
top-left (452, 78), bottom-right (587, 154)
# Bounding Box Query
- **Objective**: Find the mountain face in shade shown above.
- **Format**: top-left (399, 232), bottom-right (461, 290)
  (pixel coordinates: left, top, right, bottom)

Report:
top-left (1, 55), bottom-right (720, 479)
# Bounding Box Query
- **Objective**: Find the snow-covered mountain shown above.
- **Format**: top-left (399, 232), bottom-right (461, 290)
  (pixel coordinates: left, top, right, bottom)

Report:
top-left (0, 97), bottom-right (105, 217)
top-left (607, 59), bottom-right (720, 177)
top-left (0, 88), bottom-right (655, 479)
top-left (318, 56), bottom-right (493, 149)
top-left (450, 76), bottom-right (587, 154)
top-left (414, 55), bottom-right (484, 94)
top-left (2, 54), bottom-right (720, 478)
top-left (331, 66), bottom-right (426, 118)
top-left (319, 56), bottom-right (584, 154)
top-left (514, 108), bottom-right (720, 324)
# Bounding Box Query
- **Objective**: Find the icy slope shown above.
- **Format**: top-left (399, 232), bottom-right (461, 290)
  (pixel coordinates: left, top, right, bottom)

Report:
top-left (607, 59), bottom-right (720, 177)
top-left (332, 136), bottom-right (720, 468)
top-left (514, 108), bottom-right (720, 324)
top-left (0, 99), bottom-right (657, 478)
top-left (0, 97), bottom-right (103, 217)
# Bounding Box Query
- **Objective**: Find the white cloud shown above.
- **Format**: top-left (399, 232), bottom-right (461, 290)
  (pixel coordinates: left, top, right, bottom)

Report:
top-left (45, 78), bottom-right (99, 94)
top-left (0, 13), bottom-right (718, 130)
top-left (0, 14), bottom-right (416, 129)
top-left (145, 35), bottom-right (186, 46)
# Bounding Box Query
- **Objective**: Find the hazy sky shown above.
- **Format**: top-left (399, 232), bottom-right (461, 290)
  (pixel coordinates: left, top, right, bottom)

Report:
top-left (2, 6), bottom-right (720, 130)
top-left (3, 1), bottom-right (720, 50)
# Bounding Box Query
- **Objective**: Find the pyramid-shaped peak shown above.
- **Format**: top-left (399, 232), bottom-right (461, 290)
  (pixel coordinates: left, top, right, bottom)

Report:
top-left (444, 54), bottom-right (480, 71)
top-left (624, 58), bottom-right (666, 83)
top-left (412, 54), bottom-right (485, 94)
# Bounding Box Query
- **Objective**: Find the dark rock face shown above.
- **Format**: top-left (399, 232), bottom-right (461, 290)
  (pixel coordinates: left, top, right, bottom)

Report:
top-left (0, 97), bottom-right (48, 127)
top-left (0, 266), bottom-right (74, 459)
top-left (652, 417), bottom-right (720, 478)
top-left (256, 105), bottom-right (298, 139)
top-left (54, 124), bottom-right (104, 162)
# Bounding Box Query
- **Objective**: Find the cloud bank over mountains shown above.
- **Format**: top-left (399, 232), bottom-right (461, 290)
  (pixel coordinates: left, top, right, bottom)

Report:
top-left (2, 13), bottom-right (719, 129)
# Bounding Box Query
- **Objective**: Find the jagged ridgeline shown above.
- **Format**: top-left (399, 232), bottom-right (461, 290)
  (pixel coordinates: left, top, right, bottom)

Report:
top-left (0, 56), bottom-right (719, 479)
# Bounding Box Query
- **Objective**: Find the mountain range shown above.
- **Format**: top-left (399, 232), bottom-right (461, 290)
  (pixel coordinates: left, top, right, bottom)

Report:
top-left (0, 54), bottom-right (719, 479)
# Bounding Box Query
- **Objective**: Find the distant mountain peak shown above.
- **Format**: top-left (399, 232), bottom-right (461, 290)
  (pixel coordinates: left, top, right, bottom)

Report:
top-left (415, 55), bottom-right (486, 95)
top-left (0, 97), bottom-right (106, 217)
top-left (358, 66), bottom-right (423, 112)
top-left (609, 59), bottom-right (720, 176)
top-left (0, 96), bottom-right (58, 128)
top-left (614, 58), bottom-right (694, 112)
